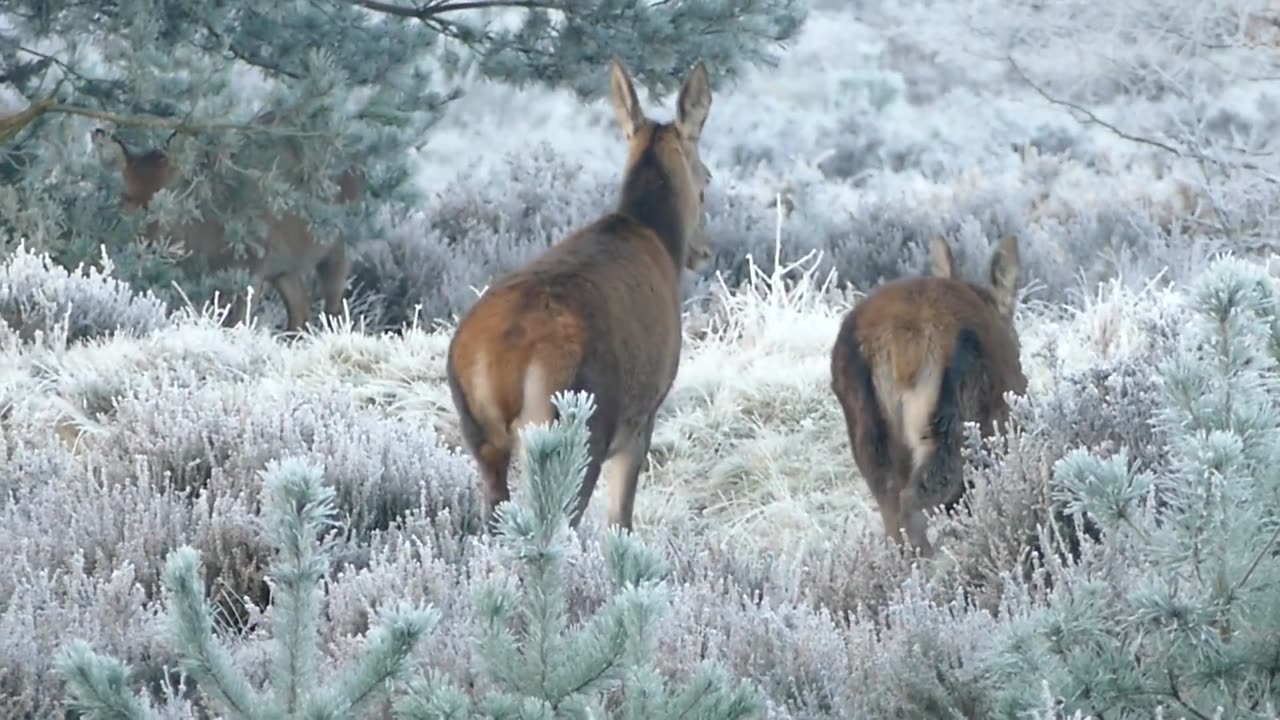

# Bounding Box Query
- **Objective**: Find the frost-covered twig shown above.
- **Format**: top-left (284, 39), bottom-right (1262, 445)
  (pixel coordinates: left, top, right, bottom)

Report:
top-left (1006, 53), bottom-right (1280, 186)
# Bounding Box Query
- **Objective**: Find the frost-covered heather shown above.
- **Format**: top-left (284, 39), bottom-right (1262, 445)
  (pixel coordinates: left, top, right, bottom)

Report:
top-left (0, 218), bottom-right (1201, 716)
top-left (7, 0), bottom-right (1280, 716)
top-left (0, 241), bottom-right (172, 345)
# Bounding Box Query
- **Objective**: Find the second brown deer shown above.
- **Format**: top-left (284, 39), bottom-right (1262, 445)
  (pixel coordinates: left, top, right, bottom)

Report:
top-left (830, 234), bottom-right (1027, 558)
top-left (446, 56), bottom-right (714, 531)
top-left (91, 114), bottom-right (364, 333)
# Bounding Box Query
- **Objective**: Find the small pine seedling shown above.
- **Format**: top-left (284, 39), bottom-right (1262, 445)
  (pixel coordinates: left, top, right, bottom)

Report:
top-left (393, 390), bottom-right (761, 720)
top-left (57, 456), bottom-right (440, 719)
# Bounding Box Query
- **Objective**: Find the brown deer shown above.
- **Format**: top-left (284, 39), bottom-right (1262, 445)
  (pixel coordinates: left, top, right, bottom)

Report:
top-left (90, 115), bottom-right (364, 332)
top-left (446, 56), bottom-right (714, 531)
top-left (830, 234), bottom-right (1026, 558)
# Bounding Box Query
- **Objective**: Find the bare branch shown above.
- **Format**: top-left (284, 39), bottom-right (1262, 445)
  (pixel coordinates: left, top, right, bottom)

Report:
top-left (1006, 53), bottom-right (1184, 156)
top-left (1005, 53), bottom-right (1280, 186)
top-left (52, 105), bottom-right (326, 136)
top-left (1, 92), bottom-right (326, 148)
top-left (16, 46), bottom-right (98, 87)
top-left (350, 0), bottom-right (566, 20)
top-left (0, 81), bottom-right (63, 146)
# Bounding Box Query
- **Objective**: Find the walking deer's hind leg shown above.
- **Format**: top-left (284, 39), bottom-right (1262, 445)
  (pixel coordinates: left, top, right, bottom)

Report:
top-left (830, 331), bottom-right (899, 549)
top-left (899, 327), bottom-right (982, 558)
top-left (271, 272), bottom-right (312, 333)
top-left (601, 412), bottom-right (656, 531)
top-left (874, 478), bottom-right (907, 547)
top-left (897, 483), bottom-right (935, 558)
top-left (476, 442), bottom-right (513, 530)
top-left (219, 292), bottom-right (249, 328)
top-left (317, 241), bottom-right (351, 323)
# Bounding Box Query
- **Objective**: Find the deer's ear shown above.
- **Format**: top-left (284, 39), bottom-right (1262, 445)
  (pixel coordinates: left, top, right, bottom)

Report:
top-left (609, 56), bottom-right (646, 140)
top-left (676, 61), bottom-right (711, 144)
top-left (989, 234), bottom-right (1021, 318)
top-left (928, 235), bottom-right (956, 279)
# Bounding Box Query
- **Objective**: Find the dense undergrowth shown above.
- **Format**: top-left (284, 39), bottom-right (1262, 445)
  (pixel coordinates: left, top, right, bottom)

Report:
top-left (4, 220), bottom-right (1254, 717)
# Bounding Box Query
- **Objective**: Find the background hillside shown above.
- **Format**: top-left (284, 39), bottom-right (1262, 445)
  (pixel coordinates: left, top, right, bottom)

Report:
top-left (4, 0), bottom-right (1280, 717)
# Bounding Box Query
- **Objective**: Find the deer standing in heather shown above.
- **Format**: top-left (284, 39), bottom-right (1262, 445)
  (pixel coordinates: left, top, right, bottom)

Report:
top-left (446, 56), bottom-right (714, 531)
top-left (830, 234), bottom-right (1027, 558)
top-left (91, 112), bottom-right (364, 332)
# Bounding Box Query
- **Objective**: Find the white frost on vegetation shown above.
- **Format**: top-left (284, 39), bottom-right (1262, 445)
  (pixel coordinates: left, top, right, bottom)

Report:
top-left (0, 226), bottom-right (1197, 563)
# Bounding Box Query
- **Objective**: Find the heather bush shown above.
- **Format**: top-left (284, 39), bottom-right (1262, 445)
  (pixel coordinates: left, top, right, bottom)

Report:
top-left (0, 240), bottom-right (171, 345)
top-left (0, 247), bottom-right (1260, 719)
top-left (396, 391), bottom-right (758, 719)
top-left (346, 132), bottom-right (1224, 332)
top-left (48, 392), bottom-right (762, 720)
top-left (0, 318), bottom-right (477, 718)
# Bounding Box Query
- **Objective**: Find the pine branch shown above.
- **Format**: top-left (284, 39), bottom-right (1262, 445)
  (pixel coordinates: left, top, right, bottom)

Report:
top-left (262, 460), bottom-right (334, 715)
top-left (55, 641), bottom-right (160, 720)
top-left (162, 547), bottom-right (268, 720)
top-left (313, 603), bottom-right (441, 717)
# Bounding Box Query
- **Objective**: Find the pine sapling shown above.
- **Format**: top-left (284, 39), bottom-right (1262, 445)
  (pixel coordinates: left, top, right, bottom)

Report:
top-left (58, 455), bottom-right (439, 719)
top-left (395, 390), bottom-right (761, 720)
top-left (981, 256), bottom-right (1280, 718)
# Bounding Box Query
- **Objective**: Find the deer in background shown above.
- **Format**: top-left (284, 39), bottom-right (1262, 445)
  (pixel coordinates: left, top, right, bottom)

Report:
top-left (830, 234), bottom-right (1027, 558)
top-left (446, 56), bottom-right (714, 531)
top-left (91, 113), bottom-right (365, 333)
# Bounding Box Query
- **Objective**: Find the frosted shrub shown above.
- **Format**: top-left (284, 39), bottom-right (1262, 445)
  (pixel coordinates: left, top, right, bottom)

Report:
top-left (0, 323), bottom-right (477, 718)
top-left (351, 142), bottom-right (1222, 336)
top-left (0, 266), bottom-right (1232, 719)
top-left (0, 241), bottom-right (171, 345)
top-left (349, 144), bottom-right (615, 330)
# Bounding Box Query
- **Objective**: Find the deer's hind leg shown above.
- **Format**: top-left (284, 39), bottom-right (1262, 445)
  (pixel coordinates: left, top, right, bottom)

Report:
top-left (217, 292), bottom-right (249, 328)
top-left (316, 241), bottom-right (351, 322)
top-left (270, 272), bottom-right (312, 333)
top-left (900, 328), bottom-right (984, 557)
top-left (831, 320), bottom-right (902, 547)
top-left (600, 411), bottom-right (657, 531)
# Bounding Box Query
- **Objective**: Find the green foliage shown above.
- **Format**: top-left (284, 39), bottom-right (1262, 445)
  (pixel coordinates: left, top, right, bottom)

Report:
top-left (394, 390), bottom-right (761, 719)
top-left (0, 0), bottom-right (806, 318)
top-left (980, 256), bottom-right (1280, 718)
top-left (56, 456), bottom-right (440, 720)
top-left (473, 0), bottom-right (808, 99)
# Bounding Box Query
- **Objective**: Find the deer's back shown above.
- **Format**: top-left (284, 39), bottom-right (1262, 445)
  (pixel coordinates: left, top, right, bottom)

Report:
top-left (849, 276), bottom-right (1025, 428)
top-left (143, 208), bottom-right (337, 277)
top-left (453, 213), bottom-right (684, 420)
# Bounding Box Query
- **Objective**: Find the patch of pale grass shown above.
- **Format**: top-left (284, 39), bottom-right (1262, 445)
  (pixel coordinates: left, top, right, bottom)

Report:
top-left (637, 206), bottom-right (874, 557)
top-left (282, 310), bottom-right (458, 447)
top-left (1016, 269), bottom-right (1187, 398)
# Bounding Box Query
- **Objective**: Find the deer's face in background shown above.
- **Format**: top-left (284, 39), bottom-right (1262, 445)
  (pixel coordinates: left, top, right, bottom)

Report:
top-left (91, 127), bottom-right (175, 213)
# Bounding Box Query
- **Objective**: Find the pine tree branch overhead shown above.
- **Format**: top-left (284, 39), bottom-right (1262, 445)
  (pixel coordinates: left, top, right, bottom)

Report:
top-left (1, 0), bottom-right (803, 348)
top-left (352, 0), bottom-right (569, 17)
